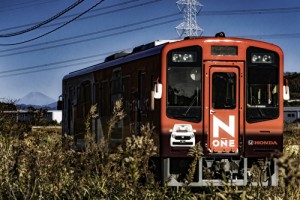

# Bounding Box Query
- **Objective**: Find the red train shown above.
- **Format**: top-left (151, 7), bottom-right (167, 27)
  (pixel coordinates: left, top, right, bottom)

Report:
top-left (60, 33), bottom-right (289, 186)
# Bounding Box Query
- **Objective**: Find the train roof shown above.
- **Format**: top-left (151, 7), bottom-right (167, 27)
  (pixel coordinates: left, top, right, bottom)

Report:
top-left (63, 34), bottom-right (282, 81)
top-left (63, 40), bottom-right (177, 80)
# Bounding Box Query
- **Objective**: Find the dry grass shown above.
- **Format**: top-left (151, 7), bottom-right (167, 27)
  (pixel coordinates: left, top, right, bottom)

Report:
top-left (0, 102), bottom-right (299, 199)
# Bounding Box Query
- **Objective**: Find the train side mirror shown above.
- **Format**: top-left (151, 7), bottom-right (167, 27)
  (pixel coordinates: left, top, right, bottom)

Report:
top-left (283, 79), bottom-right (290, 101)
top-left (57, 95), bottom-right (63, 110)
top-left (154, 83), bottom-right (162, 99)
top-left (150, 83), bottom-right (162, 111)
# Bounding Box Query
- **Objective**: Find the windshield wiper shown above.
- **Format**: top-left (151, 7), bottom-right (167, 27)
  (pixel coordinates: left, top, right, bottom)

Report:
top-left (183, 95), bottom-right (197, 116)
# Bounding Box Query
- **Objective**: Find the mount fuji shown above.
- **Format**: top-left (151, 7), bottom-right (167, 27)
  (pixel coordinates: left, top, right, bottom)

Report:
top-left (17, 92), bottom-right (56, 108)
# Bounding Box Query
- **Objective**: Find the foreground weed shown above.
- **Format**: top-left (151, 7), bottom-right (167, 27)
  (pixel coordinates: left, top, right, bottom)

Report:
top-left (1, 101), bottom-right (300, 199)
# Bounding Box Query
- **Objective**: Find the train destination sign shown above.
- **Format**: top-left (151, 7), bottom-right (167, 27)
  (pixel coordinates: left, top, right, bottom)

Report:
top-left (211, 45), bottom-right (238, 56)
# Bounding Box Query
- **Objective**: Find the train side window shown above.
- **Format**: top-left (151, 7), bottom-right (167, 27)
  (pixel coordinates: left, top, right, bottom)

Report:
top-left (138, 71), bottom-right (146, 115)
top-left (122, 75), bottom-right (131, 113)
top-left (101, 80), bottom-right (110, 117)
top-left (111, 68), bottom-right (122, 94)
top-left (84, 82), bottom-right (92, 117)
top-left (67, 87), bottom-right (74, 133)
top-left (111, 69), bottom-right (122, 113)
top-left (94, 82), bottom-right (101, 114)
top-left (111, 68), bottom-right (123, 142)
top-left (77, 87), bottom-right (84, 119)
top-left (77, 81), bottom-right (92, 119)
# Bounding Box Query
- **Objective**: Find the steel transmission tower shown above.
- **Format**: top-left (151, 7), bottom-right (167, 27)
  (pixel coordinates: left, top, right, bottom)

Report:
top-left (176, 0), bottom-right (203, 38)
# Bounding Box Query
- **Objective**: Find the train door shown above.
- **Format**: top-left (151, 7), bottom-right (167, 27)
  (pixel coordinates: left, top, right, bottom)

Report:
top-left (129, 70), bottom-right (147, 135)
top-left (206, 63), bottom-right (243, 153)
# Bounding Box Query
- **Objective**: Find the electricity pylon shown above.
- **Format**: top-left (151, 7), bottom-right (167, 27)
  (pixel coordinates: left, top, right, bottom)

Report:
top-left (176, 0), bottom-right (203, 38)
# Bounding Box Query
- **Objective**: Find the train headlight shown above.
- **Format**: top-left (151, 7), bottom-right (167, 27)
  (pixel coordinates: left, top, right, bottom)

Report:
top-left (251, 53), bottom-right (273, 64)
top-left (172, 52), bottom-right (195, 62)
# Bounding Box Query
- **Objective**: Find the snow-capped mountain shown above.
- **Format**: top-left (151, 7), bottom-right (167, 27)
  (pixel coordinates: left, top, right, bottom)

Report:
top-left (17, 92), bottom-right (56, 107)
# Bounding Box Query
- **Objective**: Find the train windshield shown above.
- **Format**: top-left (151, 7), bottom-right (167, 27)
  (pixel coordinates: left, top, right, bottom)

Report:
top-left (246, 47), bottom-right (279, 123)
top-left (167, 46), bottom-right (202, 122)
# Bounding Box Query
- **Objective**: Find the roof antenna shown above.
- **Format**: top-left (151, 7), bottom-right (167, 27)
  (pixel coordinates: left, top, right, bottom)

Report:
top-left (215, 32), bottom-right (225, 37)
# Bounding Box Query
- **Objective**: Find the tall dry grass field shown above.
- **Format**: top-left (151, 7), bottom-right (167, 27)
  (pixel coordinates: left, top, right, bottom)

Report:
top-left (0, 102), bottom-right (299, 199)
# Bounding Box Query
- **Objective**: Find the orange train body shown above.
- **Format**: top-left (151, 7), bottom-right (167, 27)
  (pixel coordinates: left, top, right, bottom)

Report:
top-left (61, 34), bottom-right (286, 186)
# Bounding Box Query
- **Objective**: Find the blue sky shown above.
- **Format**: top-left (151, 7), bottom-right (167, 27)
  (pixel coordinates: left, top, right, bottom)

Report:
top-left (0, 0), bottom-right (299, 100)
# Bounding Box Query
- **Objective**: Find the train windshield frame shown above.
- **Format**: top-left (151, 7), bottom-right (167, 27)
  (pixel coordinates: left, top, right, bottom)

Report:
top-left (246, 47), bottom-right (280, 123)
top-left (166, 46), bottom-right (202, 122)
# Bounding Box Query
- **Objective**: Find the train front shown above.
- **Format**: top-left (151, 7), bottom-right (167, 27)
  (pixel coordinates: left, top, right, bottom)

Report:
top-left (155, 35), bottom-right (285, 186)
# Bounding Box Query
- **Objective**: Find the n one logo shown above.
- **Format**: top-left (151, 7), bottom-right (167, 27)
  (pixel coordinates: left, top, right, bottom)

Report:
top-left (213, 115), bottom-right (235, 138)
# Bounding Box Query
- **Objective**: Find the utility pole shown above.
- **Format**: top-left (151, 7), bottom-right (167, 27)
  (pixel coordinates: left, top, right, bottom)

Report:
top-left (176, 0), bottom-right (203, 38)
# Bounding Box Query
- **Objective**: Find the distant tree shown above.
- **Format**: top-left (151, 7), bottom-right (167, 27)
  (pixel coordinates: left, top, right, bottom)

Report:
top-left (27, 107), bottom-right (49, 126)
top-left (0, 100), bottom-right (27, 136)
top-left (285, 72), bottom-right (300, 100)
top-left (0, 100), bottom-right (17, 111)
top-left (284, 101), bottom-right (300, 107)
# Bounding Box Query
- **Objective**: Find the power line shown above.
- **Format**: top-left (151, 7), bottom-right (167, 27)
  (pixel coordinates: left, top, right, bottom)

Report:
top-left (0, 0), bottom-right (85, 37)
top-left (0, 0), bottom-right (59, 13)
top-left (0, 15), bottom-right (179, 57)
top-left (1, 29), bottom-right (300, 78)
top-left (0, 4), bottom-right (298, 45)
top-left (0, 13), bottom-right (178, 54)
top-left (0, 0), bottom-right (51, 10)
top-left (201, 7), bottom-right (300, 16)
top-left (1, 14), bottom-right (300, 58)
top-left (0, 0), bottom-right (162, 48)
top-left (0, 18), bottom-right (179, 57)
top-left (237, 33), bottom-right (300, 39)
top-left (0, 2), bottom-right (297, 46)
top-left (0, 0), bottom-right (150, 33)
top-left (0, 4), bottom-right (297, 34)
top-left (2, 30), bottom-right (300, 77)
top-left (2, 28), bottom-right (300, 77)
top-left (0, 50), bottom-right (126, 75)
top-left (0, 48), bottom-right (132, 78)
top-left (0, 0), bottom-right (158, 46)
top-left (0, 59), bottom-right (100, 78)
top-left (0, 2), bottom-right (299, 77)
top-left (1, 9), bottom-right (300, 58)
top-left (0, 0), bottom-right (106, 46)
